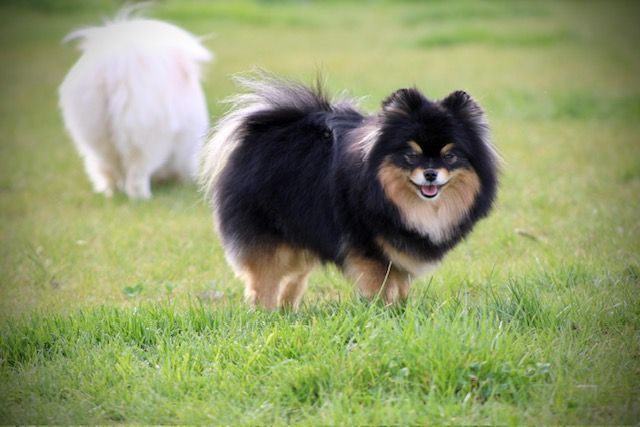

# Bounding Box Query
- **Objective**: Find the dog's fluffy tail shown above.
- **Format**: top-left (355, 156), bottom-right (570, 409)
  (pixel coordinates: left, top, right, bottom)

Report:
top-left (64, 7), bottom-right (212, 76)
top-left (199, 71), bottom-right (344, 206)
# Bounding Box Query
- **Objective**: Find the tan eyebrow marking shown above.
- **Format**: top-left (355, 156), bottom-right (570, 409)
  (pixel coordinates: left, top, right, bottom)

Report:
top-left (440, 143), bottom-right (455, 154)
top-left (407, 141), bottom-right (423, 154)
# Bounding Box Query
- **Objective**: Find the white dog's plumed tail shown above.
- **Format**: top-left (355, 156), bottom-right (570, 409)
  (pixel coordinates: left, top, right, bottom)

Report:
top-left (59, 10), bottom-right (212, 199)
top-left (63, 14), bottom-right (213, 76)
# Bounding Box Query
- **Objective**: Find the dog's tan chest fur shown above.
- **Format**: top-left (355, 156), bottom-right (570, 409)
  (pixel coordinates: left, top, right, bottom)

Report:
top-left (378, 162), bottom-right (481, 244)
top-left (376, 237), bottom-right (439, 277)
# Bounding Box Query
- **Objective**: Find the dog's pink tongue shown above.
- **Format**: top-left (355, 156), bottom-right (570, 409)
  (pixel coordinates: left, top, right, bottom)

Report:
top-left (421, 185), bottom-right (438, 197)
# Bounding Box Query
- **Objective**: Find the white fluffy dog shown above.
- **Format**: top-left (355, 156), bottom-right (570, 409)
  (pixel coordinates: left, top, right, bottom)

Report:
top-left (59, 12), bottom-right (212, 199)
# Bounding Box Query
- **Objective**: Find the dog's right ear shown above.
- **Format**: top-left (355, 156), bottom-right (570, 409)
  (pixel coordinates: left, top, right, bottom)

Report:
top-left (381, 88), bottom-right (425, 115)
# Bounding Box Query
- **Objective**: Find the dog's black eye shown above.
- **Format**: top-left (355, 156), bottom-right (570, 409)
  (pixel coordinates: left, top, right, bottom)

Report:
top-left (443, 152), bottom-right (457, 165)
top-left (322, 130), bottom-right (332, 141)
top-left (405, 152), bottom-right (419, 163)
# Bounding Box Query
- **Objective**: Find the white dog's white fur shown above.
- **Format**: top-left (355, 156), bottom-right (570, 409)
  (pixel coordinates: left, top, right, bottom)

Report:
top-left (59, 12), bottom-right (212, 199)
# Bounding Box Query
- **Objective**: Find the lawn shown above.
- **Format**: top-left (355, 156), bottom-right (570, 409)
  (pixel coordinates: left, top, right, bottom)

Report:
top-left (0, 0), bottom-right (639, 423)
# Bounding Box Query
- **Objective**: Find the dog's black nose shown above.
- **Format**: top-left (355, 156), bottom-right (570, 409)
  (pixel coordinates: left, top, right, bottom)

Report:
top-left (424, 169), bottom-right (438, 182)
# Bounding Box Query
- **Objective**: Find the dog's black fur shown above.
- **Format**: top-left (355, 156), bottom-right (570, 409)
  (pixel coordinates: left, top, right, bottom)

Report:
top-left (201, 74), bottom-right (499, 307)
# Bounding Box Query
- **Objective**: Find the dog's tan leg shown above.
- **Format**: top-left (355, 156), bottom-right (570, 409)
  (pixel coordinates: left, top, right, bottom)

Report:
top-left (344, 253), bottom-right (411, 305)
top-left (237, 245), bottom-right (317, 310)
top-left (239, 249), bottom-right (283, 310)
top-left (277, 250), bottom-right (317, 309)
top-left (277, 273), bottom-right (310, 310)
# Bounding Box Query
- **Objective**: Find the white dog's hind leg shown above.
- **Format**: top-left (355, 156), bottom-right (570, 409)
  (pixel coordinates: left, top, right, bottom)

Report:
top-left (171, 139), bottom-right (200, 182)
top-left (123, 162), bottom-right (152, 200)
top-left (84, 155), bottom-right (118, 197)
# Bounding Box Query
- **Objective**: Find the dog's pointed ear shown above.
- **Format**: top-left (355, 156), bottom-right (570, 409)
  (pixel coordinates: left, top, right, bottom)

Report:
top-left (440, 90), bottom-right (485, 122)
top-left (442, 90), bottom-right (496, 159)
top-left (381, 88), bottom-right (424, 115)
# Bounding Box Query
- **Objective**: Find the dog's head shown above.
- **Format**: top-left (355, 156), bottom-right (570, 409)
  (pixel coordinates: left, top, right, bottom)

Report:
top-left (368, 88), bottom-right (499, 242)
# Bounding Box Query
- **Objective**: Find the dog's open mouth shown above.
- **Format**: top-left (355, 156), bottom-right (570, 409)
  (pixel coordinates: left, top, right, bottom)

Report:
top-left (410, 181), bottom-right (446, 199)
top-left (420, 184), bottom-right (439, 198)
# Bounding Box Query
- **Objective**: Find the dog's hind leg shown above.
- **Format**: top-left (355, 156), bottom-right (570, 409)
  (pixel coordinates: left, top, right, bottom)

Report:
top-left (236, 245), bottom-right (317, 310)
top-left (277, 272), bottom-right (311, 310)
top-left (237, 245), bottom-right (288, 310)
top-left (278, 250), bottom-right (318, 310)
top-left (121, 150), bottom-right (153, 200)
top-left (344, 253), bottom-right (411, 305)
top-left (84, 155), bottom-right (119, 197)
top-left (277, 250), bottom-right (317, 310)
top-left (123, 167), bottom-right (152, 200)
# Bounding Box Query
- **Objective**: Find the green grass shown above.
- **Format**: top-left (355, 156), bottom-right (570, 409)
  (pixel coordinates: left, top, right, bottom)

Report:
top-left (1, 0), bottom-right (639, 424)
top-left (1, 267), bottom-right (638, 424)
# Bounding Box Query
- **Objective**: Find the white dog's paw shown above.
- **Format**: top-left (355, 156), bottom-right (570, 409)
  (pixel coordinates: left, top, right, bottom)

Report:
top-left (96, 186), bottom-right (114, 198)
top-left (124, 174), bottom-right (152, 200)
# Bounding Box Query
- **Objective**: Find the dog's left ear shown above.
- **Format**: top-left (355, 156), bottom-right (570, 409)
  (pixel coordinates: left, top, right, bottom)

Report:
top-left (440, 90), bottom-right (485, 123)
top-left (442, 91), bottom-right (499, 162)
top-left (382, 88), bottom-right (425, 115)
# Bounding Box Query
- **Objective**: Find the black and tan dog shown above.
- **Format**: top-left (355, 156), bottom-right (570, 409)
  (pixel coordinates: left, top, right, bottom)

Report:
top-left (200, 73), bottom-right (499, 309)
